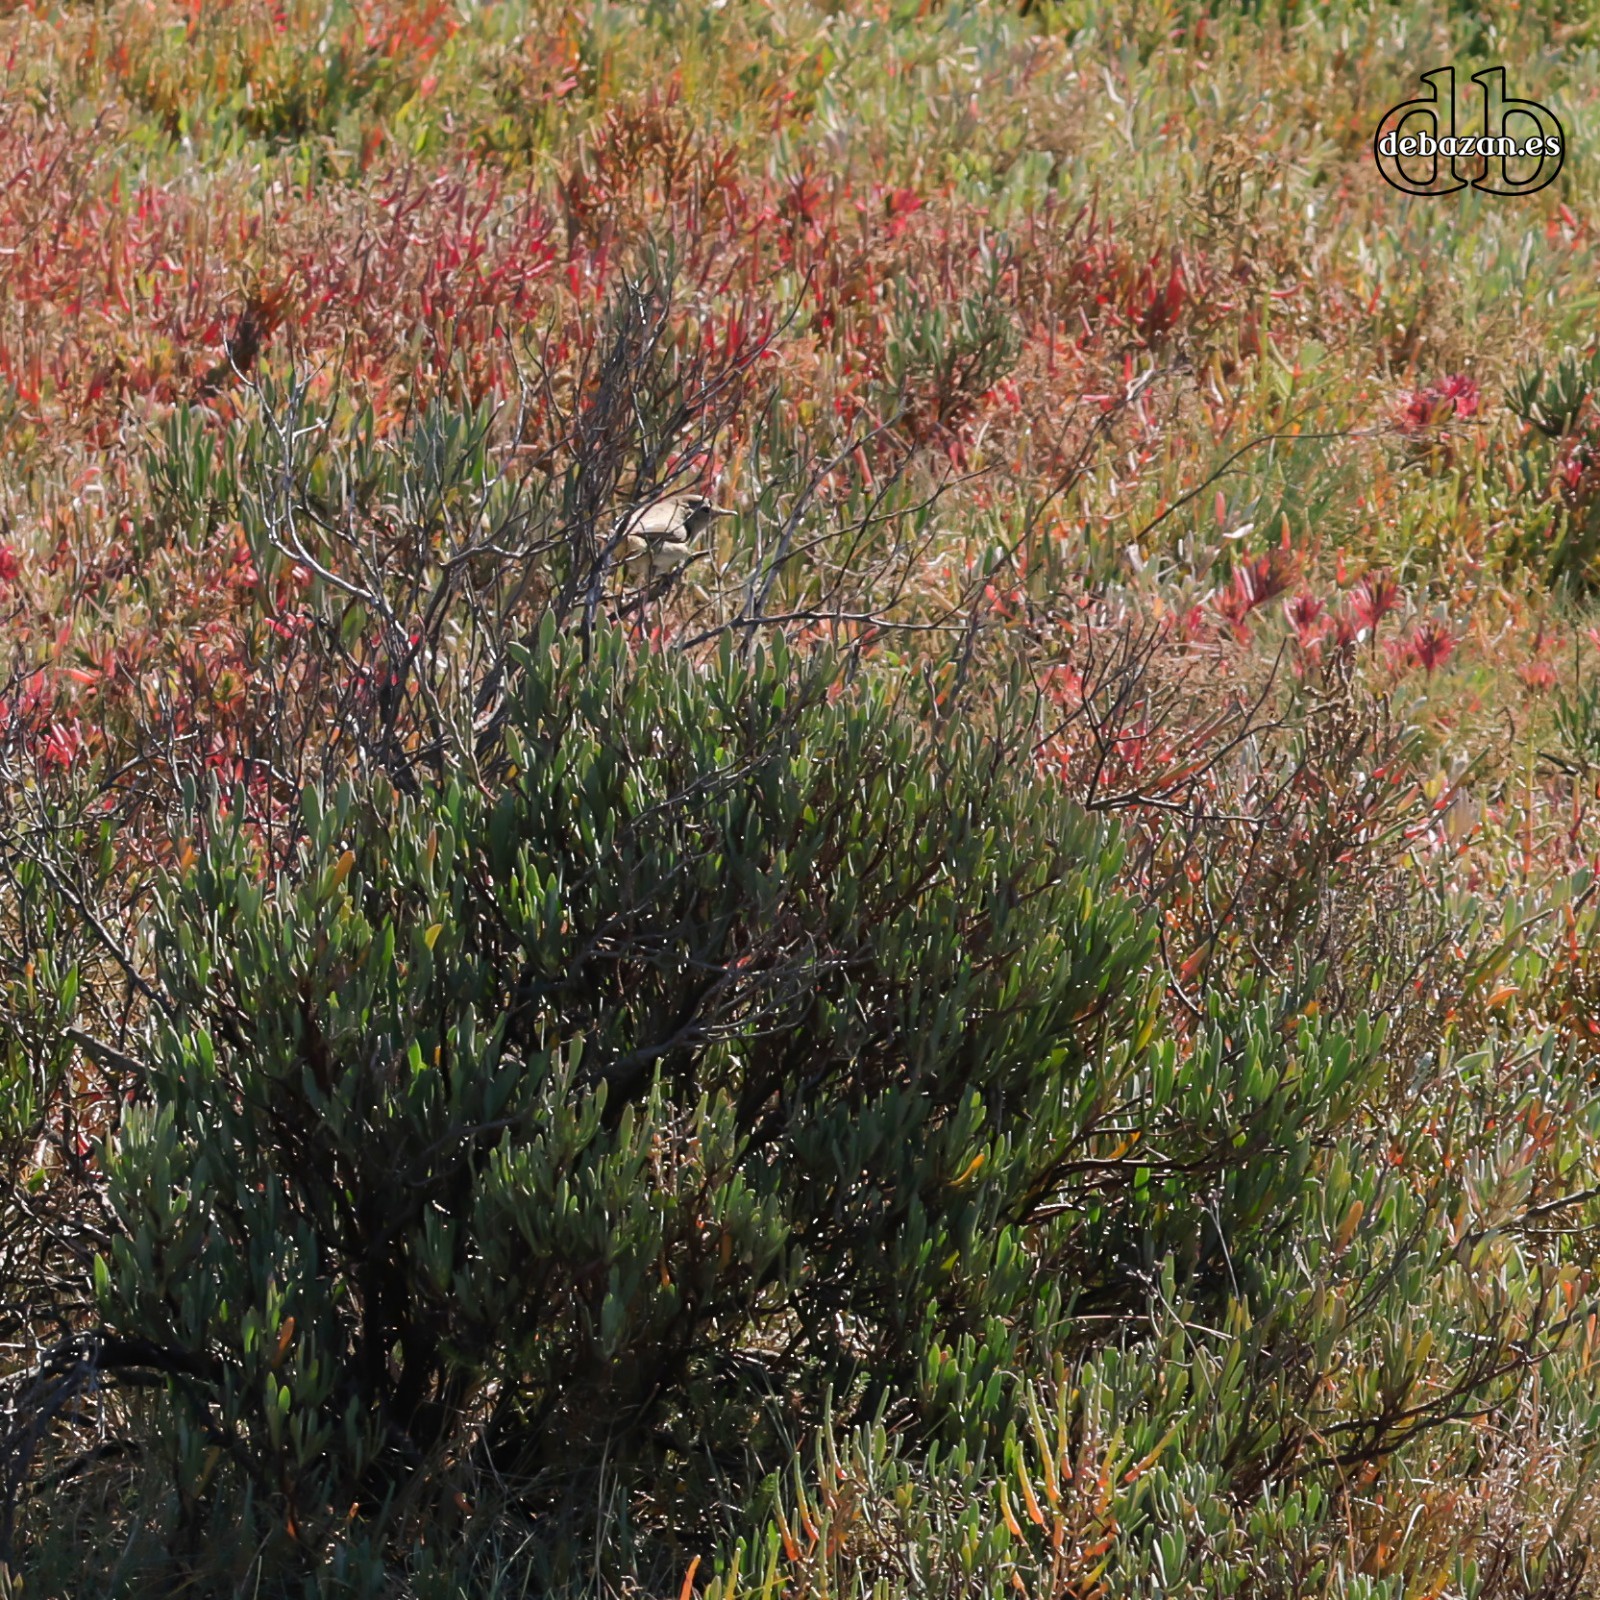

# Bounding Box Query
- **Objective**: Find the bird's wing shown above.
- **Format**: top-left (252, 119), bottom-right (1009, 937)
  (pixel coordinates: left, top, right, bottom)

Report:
top-left (621, 499), bottom-right (689, 540)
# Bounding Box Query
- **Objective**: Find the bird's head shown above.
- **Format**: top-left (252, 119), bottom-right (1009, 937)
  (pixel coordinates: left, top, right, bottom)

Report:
top-left (676, 495), bottom-right (733, 538)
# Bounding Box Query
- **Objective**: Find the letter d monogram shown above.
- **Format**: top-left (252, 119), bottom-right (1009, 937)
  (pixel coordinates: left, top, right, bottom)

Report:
top-left (1373, 68), bottom-right (1465, 195)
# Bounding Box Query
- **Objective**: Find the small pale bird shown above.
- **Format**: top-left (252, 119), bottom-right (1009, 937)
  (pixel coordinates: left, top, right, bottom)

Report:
top-left (616, 493), bottom-right (731, 585)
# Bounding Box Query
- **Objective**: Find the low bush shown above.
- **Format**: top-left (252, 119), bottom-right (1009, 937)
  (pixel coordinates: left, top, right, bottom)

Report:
top-left (90, 621), bottom-right (1156, 1588)
top-left (8, 539), bottom-right (1589, 1600)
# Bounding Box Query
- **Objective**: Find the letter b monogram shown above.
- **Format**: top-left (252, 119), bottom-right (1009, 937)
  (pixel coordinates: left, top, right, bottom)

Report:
top-left (1471, 67), bottom-right (1564, 195)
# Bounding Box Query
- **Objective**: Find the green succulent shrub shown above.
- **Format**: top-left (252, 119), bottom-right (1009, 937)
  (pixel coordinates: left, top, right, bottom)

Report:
top-left (81, 618), bottom-right (1564, 1599)
top-left (1507, 350), bottom-right (1600, 589)
top-left (95, 621), bottom-right (1157, 1582)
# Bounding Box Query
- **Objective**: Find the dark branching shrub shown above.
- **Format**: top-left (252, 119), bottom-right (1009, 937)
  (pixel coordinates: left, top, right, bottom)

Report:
top-left (94, 621), bottom-right (1154, 1581)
